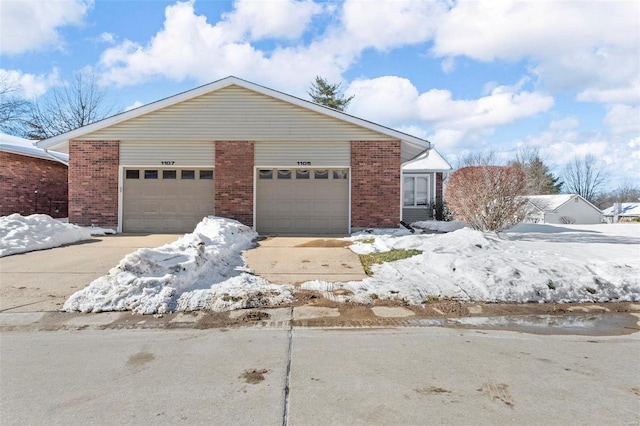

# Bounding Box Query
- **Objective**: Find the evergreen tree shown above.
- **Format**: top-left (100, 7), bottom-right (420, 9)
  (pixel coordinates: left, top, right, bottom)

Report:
top-left (308, 76), bottom-right (354, 111)
top-left (509, 148), bottom-right (562, 195)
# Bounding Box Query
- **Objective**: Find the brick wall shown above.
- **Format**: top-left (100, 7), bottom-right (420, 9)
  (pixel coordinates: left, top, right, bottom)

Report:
top-left (0, 152), bottom-right (68, 218)
top-left (351, 140), bottom-right (401, 228)
top-left (215, 141), bottom-right (254, 226)
top-left (436, 172), bottom-right (443, 200)
top-left (68, 140), bottom-right (119, 228)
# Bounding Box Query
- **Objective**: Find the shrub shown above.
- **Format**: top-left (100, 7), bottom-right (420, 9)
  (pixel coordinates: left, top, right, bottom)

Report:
top-left (430, 198), bottom-right (452, 221)
top-left (447, 166), bottom-right (528, 232)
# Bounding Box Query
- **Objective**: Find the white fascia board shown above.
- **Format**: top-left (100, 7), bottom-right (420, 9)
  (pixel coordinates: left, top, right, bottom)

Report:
top-left (36, 76), bottom-right (431, 152)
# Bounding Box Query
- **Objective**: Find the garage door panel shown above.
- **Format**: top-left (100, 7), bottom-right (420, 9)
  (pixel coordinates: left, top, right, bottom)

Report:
top-left (123, 168), bottom-right (215, 233)
top-left (257, 168), bottom-right (349, 235)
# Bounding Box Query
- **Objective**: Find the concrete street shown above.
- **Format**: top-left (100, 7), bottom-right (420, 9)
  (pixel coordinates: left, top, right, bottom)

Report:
top-left (2, 325), bottom-right (639, 425)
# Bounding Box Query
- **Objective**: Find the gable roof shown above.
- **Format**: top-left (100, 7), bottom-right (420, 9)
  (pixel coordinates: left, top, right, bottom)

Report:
top-left (402, 147), bottom-right (452, 171)
top-left (525, 194), bottom-right (601, 214)
top-left (36, 76), bottom-right (430, 153)
top-left (602, 203), bottom-right (640, 216)
top-left (0, 132), bottom-right (68, 165)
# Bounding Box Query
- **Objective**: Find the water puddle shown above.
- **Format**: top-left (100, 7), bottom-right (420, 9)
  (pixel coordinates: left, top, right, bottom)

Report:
top-left (438, 313), bottom-right (640, 336)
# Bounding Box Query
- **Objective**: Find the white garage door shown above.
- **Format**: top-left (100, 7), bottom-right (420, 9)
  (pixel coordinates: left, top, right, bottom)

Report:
top-left (123, 168), bottom-right (214, 233)
top-left (256, 168), bottom-right (349, 235)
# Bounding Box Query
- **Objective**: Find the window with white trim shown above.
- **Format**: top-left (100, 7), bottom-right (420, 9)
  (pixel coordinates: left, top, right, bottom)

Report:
top-left (403, 175), bottom-right (430, 207)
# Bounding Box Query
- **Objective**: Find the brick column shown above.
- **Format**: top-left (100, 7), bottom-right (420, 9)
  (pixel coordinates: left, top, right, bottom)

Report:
top-left (436, 172), bottom-right (443, 200)
top-left (215, 141), bottom-right (254, 227)
top-left (351, 140), bottom-right (401, 228)
top-left (68, 140), bottom-right (119, 228)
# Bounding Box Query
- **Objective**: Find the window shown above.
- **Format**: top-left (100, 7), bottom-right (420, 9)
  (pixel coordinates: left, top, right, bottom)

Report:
top-left (332, 169), bottom-right (348, 179)
top-left (277, 169), bottom-right (291, 179)
top-left (126, 170), bottom-right (139, 179)
top-left (314, 169), bottom-right (328, 179)
top-left (259, 169), bottom-right (273, 179)
top-left (296, 169), bottom-right (310, 179)
top-left (404, 175), bottom-right (430, 207)
top-left (181, 170), bottom-right (195, 180)
top-left (200, 170), bottom-right (214, 180)
top-left (144, 170), bottom-right (158, 179)
top-left (163, 170), bottom-right (177, 179)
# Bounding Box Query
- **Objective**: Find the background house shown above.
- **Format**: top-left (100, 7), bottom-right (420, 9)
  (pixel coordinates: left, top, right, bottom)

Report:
top-left (401, 148), bottom-right (452, 223)
top-left (0, 133), bottom-right (69, 218)
top-left (36, 76), bottom-right (431, 235)
top-left (602, 203), bottom-right (640, 223)
top-left (525, 194), bottom-right (602, 224)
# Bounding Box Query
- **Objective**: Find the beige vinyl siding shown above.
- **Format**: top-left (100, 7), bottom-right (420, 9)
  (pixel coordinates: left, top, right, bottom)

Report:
top-left (255, 142), bottom-right (350, 167)
top-left (120, 141), bottom-right (214, 166)
top-left (85, 86), bottom-right (390, 142)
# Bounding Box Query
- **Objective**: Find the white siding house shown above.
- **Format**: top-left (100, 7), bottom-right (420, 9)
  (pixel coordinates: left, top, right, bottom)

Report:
top-left (525, 194), bottom-right (602, 224)
top-left (602, 203), bottom-right (640, 223)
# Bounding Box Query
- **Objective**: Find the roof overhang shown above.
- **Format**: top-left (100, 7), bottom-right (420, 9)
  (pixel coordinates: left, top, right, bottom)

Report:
top-left (36, 76), bottom-right (431, 153)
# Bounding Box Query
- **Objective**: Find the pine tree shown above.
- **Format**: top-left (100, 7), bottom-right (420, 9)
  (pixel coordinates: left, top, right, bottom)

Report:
top-left (308, 76), bottom-right (354, 111)
top-left (509, 148), bottom-right (562, 195)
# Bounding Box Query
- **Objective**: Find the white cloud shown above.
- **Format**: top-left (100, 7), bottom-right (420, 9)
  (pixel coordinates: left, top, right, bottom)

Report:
top-left (97, 1), bottom-right (341, 93)
top-left (96, 0), bottom-right (451, 94)
top-left (577, 78), bottom-right (640, 104)
top-left (125, 101), bottom-right (144, 111)
top-left (347, 76), bottom-right (419, 126)
top-left (432, 0), bottom-right (640, 103)
top-left (221, 0), bottom-right (322, 41)
top-left (604, 104), bottom-right (640, 135)
top-left (549, 117), bottom-right (579, 131)
top-left (99, 32), bottom-right (116, 44)
top-left (0, 0), bottom-right (92, 55)
top-left (0, 68), bottom-right (62, 98)
top-left (340, 0), bottom-right (446, 51)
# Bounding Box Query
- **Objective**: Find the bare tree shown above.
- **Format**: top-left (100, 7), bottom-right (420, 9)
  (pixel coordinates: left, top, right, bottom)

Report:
top-left (456, 150), bottom-right (498, 168)
top-left (447, 166), bottom-right (529, 232)
top-left (562, 155), bottom-right (606, 203)
top-left (23, 73), bottom-right (113, 140)
top-left (508, 147), bottom-right (562, 194)
top-left (0, 74), bottom-right (30, 135)
top-left (594, 181), bottom-right (640, 209)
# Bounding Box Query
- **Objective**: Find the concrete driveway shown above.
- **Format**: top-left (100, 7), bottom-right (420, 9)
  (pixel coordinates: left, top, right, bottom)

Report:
top-left (0, 234), bottom-right (365, 313)
top-left (0, 234), bottom-right (182, 313)
top-left (244, 237), bottom-right (367, 284)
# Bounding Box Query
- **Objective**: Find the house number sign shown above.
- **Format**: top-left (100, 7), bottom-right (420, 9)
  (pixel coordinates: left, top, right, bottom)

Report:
top-left (161, 161), bottom-right (175, 165)
top-left (297, 161), bottom-right (311, 166)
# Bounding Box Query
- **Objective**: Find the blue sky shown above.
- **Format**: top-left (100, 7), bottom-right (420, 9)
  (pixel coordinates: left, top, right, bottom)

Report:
top-left (1, 0), bottom-right (639, 190)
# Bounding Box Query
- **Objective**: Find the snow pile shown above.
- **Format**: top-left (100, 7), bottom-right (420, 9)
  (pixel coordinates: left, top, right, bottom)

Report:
top-left (63, 217), bottom-right (293, 314)
top-left (303, 223), bottom-right (640, 304)
top-left (412, 220), bottom-right (466, 233)
top-left (0, 214), bottom-right (93, 257)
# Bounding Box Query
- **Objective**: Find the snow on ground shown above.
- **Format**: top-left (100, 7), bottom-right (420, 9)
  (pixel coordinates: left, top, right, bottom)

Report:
top-left (9, 214), bottom-right (639, 313)
top-left (63, 217), bottom-right (293, 314)
top-left (0, 214), bottom-right (93, 257)
top-left (304, 223), bottom-right (640, 304)
top-left (412, 220), bottom-right (466, 233)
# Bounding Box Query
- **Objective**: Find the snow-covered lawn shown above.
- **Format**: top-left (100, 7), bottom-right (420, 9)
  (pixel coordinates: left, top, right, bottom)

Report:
top-left (5, 214), bottom-right (638, 314)
top-left (304, 222), bottom-right (640, 304)
top-left (0, 214), bottom-right (99, 257)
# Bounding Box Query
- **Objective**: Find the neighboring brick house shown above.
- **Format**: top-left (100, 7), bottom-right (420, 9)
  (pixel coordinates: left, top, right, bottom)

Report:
top-left (1, 133), bottom-right (68, 218)
top-left (36, 76), bottom-right (439, 235)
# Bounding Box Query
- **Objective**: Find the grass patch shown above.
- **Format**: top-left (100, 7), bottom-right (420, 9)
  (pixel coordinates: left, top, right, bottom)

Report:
top-left (359, 249), bottom-right (423, 276)
top-left (357, 238), bottom-right (375, 245)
